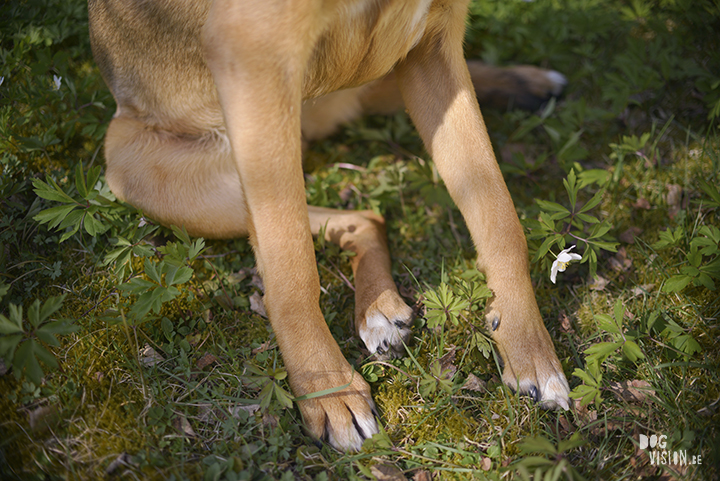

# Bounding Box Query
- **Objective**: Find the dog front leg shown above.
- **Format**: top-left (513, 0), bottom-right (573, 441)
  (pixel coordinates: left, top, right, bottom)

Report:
top-left (395, 5), bottom-right (570, 409)
top-left (202, 1), bottom-right (377, 451)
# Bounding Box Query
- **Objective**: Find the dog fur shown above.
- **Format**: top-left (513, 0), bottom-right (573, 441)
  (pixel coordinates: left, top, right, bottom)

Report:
top-left (88, 0), bottom-right (571, 451)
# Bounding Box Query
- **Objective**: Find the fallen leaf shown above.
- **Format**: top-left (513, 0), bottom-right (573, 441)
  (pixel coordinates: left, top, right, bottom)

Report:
top-left (462, 373), bottom-right (487, 392)
top-left (251, 340), bottom-right (276, 355)
top-left (412, 470), bottom-right (432, 481)
top-left (633, 198), bottom-right (651, 210)
top-left (262, 412), bottom-right (279, 429)
top-left (438, 346), bottom-right (457, 380)
top-left (250, 291), bottom-right (267, 318)
top-left (558, 312), bottom-right (574, 333)
top-left (480, 457), bottom-right (492, 471)
top-left (28, 404), bottom-right (60, 432)
top-left (230, 404), bottom-right (261, 418)
top-left (196, 352), bottom-right (217, 370)
top-left (609, 247), bottom-right (632, 272)
top-left (589, 275), bottom-right (609, 291)
top-left (172, 414), bottom-right (196, 437)
top-left (105, 453), bottom-right (133, 476)
top-left (139, 345), bottom-right (163, 367)
top-left (558, 414), bottom-right (574, 435)
top-left (631, 284), bottom-right (655, 296)
top-left (574, 399), bottom-right (598, 428)
top-left (371, 463), bottom-right (407, 481)
top-left (608, 380), bottom-right (655, 404)
top-left (665, 184), bottom-right (683, 218)
top-left (620, 226), bottom-right (643, 244)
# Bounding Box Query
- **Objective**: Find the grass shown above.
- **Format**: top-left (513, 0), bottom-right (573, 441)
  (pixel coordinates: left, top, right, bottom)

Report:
top-left (1, 0), bottom-right (719, 479)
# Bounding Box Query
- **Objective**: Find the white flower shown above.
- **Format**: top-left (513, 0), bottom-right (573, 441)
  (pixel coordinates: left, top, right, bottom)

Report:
top-left (53, 75), bottom-right (62, 90)
top-left (550, 245), bottom-right (582, 284)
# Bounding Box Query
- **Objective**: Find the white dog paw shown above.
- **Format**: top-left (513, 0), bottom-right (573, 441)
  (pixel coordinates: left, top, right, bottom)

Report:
top-left (358, 290), bottom-right (413, 359)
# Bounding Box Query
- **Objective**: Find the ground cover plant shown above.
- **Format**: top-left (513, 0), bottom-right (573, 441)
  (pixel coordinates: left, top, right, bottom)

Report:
top-left (1, 0), bottom-right (719, 479)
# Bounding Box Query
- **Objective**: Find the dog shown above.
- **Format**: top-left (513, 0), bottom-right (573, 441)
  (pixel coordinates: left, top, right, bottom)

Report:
top-left (88, 0), bottom-right (571, 451)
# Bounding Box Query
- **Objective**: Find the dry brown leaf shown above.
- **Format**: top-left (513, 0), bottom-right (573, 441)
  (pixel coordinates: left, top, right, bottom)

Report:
top-left (105, 453), bottom-right (133, 475)
top-left (559, 312), bottom-right (574, 333)
top-left (139, 344), bottom-right (163, 367)
top-left (250, 291), bottom-right (267, 318)
top-left (438, 346), bottom-right (457, 380)
top-left (370, 463), bottom-right (407, 481)
top-left (589, 275), bottom-right (609, 291)
top-left (28, 404), bottom-right (60, 432)
top-left (196, 352), bottom-right (217, 370)
top-left (172, 414), bottom-right (196, 437)
top-left (573, 399), bottom-right (598, 427)
top-left (633, 198), bottom-right (651, 210)
top-left (631, 284), bottom-right (655, 297)
top-left (608, 380), bottom-right (655, 404)
top-left (666, 184), bottom-right (683, 218)
top-left (620, 226), bottom-right (643, 244)
top-left (412, 470), bottom-right (432, 481)
top-left (251, 340), bottom-right (276, 355)
top-left (609, 247), bottom-right (632, 272)
top-left (462, 373), bottom-right (487, 392)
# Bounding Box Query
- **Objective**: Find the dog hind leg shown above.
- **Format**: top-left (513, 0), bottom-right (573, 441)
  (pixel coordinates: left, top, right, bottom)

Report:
top-left (308, 207), bottom-right (413, 358)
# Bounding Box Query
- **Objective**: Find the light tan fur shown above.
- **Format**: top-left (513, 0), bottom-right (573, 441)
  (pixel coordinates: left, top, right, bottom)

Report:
top-left (88, 0), bottom-right (570, 451)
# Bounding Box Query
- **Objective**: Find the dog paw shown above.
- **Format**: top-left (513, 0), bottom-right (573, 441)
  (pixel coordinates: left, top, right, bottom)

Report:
top-left (296, 369), bottom-right (378, 451)
top-left (358, 289), bottom-right (413, 359)
top-left (486, 305), bottom-right (570, 411)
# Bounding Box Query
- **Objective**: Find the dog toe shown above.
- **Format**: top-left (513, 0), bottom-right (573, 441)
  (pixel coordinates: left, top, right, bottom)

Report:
top-left (303, 380), bottom-right (378, 451)
top-left (358, 289), bottom-right (413, 358)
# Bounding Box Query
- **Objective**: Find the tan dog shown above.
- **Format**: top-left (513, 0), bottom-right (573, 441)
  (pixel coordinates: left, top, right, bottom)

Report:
top-left (88, 0), bottom-right (570, 451)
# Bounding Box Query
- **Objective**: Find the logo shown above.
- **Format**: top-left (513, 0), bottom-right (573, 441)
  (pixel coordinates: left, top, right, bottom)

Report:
top-left (638, 433), bottom-right (702, 466)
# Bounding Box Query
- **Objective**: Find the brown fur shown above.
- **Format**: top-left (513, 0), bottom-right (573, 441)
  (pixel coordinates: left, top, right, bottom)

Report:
top-left (88, 0), bottom-right (570, 451)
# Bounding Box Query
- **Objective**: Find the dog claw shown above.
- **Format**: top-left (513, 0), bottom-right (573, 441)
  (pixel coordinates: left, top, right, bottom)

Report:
top-left (529, 385), bottom-right (539, 402)
top-left (359, 290), bottom-right (413, 359)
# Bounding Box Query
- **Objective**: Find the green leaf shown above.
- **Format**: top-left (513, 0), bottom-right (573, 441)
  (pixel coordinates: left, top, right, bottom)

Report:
top-left (536, 199), bottom-right (570, 214)
top-left (27, 299), bottom-right (42, 328)
top-left (86, 166), bottom-right (103, 198)
top-left (578, 189), bottom-right (604, 214)
top-left (39, 295), bottom-right (65, 325)
top-left (162, 317), bottom-right (174, 342)
top-left (0, 334), bottom-right (23, 360)
top-left (576, 213), bottom-right (600, 224)
top-left (695, 273), bottom-right (716, 290)
top-left (584, 341), bottom-right (621, 363)
top-left (33, 203), bottom-right (78, 228)
top-left (273, 384), bottom-right (294, 409)
top-left (59, 212), bottom-right (83, 243)
top-left (663, 275), bottom-right (693, 292)
top-left (32, 178), bottom-right (76, 204)
top-left (34, 343), bottom-right (59, 369)
top-left (563, 169), bottom-right (578, 209)
top-left (613, 299), bottom-right (624, 328)
top-left (672, 335), bottom-right (702, 356)
top-left (35, 329), bottom-right (60, 347)
top-left (622, 340), bottom-right (644, 362)
top-left (144, 259), bottom-right (162, 285)
top-left (166, 265), bottom-right (193, 286)
top-left (595, 314), bottom-right (620, 334)
top-left (83, 212), bottom-right (107, 237)
top-left (518, 436), bottom-right (558, 456)
top-left (37, 320), bottom-right (79, 336)
top-left (75, 163), bottom-right (88, 198)
top-left (0, 314), bottom-right (24, 335)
